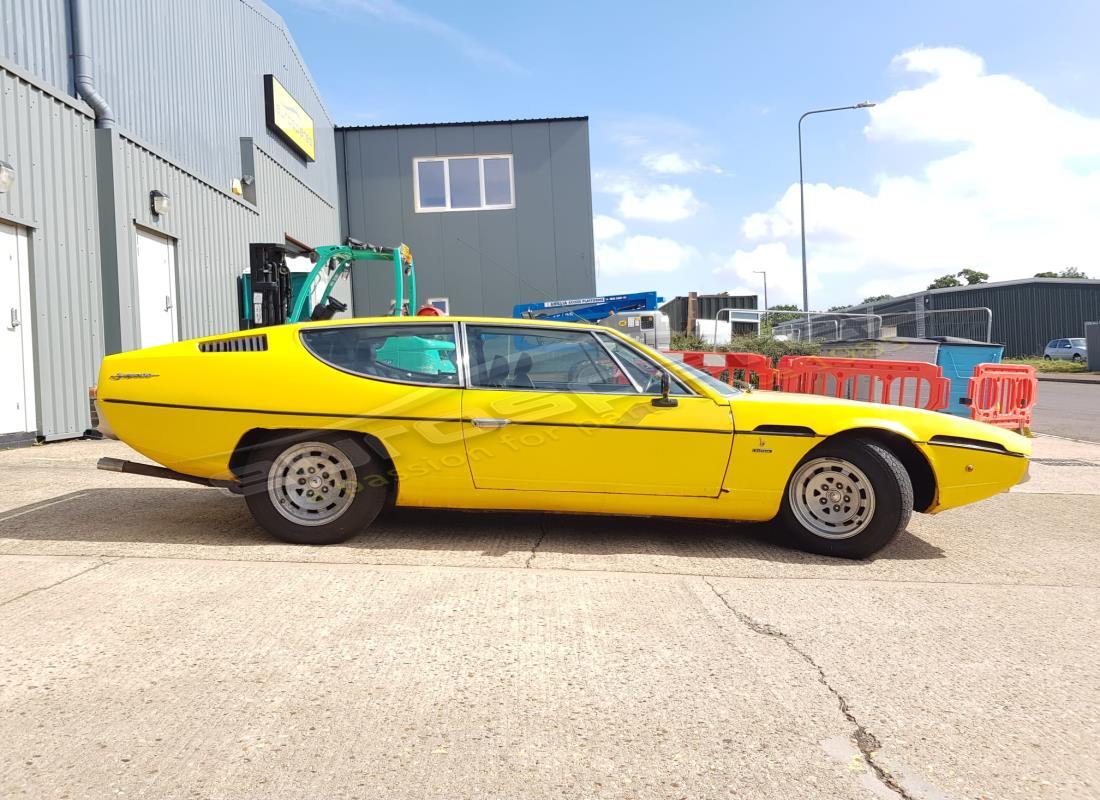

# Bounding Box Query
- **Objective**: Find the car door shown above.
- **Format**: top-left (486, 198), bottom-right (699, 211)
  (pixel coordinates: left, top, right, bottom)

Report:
top-left (459, 324), bottom-right (733, 496)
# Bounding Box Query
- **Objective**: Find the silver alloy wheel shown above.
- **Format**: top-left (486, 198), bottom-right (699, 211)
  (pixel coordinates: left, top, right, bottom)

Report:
top-left (267, 441), bottom-right (357, 527)
top-left (788, 457), bottom-right (876, 540)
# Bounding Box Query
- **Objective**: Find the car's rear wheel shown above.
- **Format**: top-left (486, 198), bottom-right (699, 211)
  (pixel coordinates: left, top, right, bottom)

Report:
top-left (1072, 353), bottom-right (1083, 362)
top-left (242, 434), bottom-right (388, 545)
top-left (1043, 355), bottom-right (1053, 360)
top-left (779, 438), bottom-right (912, 559)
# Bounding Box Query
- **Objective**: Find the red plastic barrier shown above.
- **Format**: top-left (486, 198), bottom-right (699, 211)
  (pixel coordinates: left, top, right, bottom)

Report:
top-left (966, 363), bottom-right (1037, 431)
top-left (722, 352), bottom-right (778, 390)
top-left (664, 351), bottom-right (778, 389)
top-left (778, 356), bottom-right (950, 411)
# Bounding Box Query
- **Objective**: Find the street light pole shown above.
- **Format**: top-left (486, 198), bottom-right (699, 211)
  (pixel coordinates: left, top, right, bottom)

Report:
top-left (798, 101), bottom-right (876, 312)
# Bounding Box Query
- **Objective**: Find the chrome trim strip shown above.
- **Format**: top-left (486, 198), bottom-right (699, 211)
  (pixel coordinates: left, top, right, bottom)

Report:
top-left (589, 330), bottom-right (644, 393)
top-left (99, 398), bottom-right (731, 435)
top-left (925, 439), bottom-right (1026, 458)
top-left (101, 398), bottom-right (463, 423)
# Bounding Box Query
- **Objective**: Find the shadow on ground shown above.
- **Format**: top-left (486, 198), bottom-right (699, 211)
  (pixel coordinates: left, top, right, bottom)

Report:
top-left (0, 486), bottom-right (944, 566)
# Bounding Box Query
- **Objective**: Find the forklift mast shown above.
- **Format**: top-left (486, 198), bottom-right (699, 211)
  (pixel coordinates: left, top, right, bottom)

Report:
top-left (239, 239), bottom-right (416, 330)
top-left (242, 243), bottom-right (293, 328)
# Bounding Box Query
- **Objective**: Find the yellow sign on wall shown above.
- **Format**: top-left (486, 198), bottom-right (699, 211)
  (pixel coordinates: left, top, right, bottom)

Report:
top-left (264, 75), bottom-right (316, 162)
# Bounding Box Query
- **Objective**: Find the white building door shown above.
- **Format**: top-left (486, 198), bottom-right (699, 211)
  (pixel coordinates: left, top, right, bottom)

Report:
top-left (0, 221), bottom-right (36, 435)
top-left (136, 229), bottom-right (178, 348)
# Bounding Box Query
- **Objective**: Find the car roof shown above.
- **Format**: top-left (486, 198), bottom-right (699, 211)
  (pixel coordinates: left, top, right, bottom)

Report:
top-left (294, 315), bottom-right (603, 332)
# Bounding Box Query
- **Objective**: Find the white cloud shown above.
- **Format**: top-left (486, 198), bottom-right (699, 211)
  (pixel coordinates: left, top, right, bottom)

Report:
top-left (593, 214), bottom-right (626, 241)
top-left (618, 184), bottom-right (700, 222)
top-left (641, 152), bottom-right (723, 175)
top-left (721, 46), bottom-right (1100, 308)
top-left (718, 242), bottom-right (823, 307)
top-left (597, 235), bottom-right (696, 277)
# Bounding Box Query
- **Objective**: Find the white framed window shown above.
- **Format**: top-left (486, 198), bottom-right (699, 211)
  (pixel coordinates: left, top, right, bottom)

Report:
top-left (414, 154), bottom-right (515, 213)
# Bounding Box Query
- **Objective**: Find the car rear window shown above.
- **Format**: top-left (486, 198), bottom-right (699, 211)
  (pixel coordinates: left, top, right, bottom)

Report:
top-left (301, 324), bottom-right (458, 386)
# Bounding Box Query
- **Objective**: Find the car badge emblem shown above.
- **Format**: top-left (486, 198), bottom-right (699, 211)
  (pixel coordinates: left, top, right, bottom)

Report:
top-left (109, 372), bottom-right (160, 380)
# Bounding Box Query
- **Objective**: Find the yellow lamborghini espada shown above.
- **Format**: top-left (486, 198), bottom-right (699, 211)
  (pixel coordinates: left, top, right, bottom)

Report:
top-left (96, 316), bottom-right (1030, 558)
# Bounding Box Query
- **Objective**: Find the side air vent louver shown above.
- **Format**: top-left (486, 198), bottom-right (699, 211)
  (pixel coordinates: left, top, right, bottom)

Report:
top-left (197, 334), bottom-right (268, 353)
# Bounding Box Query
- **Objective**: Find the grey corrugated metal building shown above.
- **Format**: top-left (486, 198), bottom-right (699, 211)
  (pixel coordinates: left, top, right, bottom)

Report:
top-left (843, 278), bottom-right (1100, 357)
top-left (337, 119), bottom-right (595, 317)
top-left (1, 0), bottom-right (594, 445)
top-left (1, 0), bottom-right (340, 444)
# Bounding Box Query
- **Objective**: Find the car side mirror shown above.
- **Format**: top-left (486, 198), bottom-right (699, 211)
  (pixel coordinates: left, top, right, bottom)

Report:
top-left (652, 371), bottom-right (678, 408)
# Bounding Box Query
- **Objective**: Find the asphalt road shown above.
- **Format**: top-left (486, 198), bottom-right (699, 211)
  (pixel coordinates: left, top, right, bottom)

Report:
top-left (1032, 379), bottom-right (1100, 441)
top-left (1, 439), bottom-right (1098, 800)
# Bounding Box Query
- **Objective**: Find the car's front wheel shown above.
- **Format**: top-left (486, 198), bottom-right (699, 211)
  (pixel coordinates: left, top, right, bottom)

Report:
top-left (779, 438), bottom-right (913, 559)
top-left (242, 434), bottom-right (389, 545)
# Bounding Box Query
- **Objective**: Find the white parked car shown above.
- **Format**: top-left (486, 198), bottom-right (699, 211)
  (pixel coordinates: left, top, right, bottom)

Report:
top-left (1043, 337), bottom-right (1087, 362)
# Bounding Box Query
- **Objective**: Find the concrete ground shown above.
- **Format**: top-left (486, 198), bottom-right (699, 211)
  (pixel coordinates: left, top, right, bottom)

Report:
top-left (1, 436), bottom-right (1098, 800)
top-left (1032, 379), bottom-right (1100, 442)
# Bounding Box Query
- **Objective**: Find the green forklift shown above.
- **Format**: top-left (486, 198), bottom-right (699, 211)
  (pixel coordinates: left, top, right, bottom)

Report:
top-left (237, 239), bottom-right (455, 377)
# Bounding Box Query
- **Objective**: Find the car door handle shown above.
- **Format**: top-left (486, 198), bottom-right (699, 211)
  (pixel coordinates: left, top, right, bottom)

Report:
top-left (472, 418), bottom-right (511, 429)
top-left (165, 295), bottom-right (173, 312)
top-left (8, 308), bottom-right (19, 330)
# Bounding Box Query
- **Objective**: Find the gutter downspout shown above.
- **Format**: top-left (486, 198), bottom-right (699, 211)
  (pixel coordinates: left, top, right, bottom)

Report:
top-left (70, 0), bottom-right (115, 128)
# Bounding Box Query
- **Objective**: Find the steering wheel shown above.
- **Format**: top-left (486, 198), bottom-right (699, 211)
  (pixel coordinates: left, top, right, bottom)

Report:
top-left (567, 361), bottom-right (606, 384)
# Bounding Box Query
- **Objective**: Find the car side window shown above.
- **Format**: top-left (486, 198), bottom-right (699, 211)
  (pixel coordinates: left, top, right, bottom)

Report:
top-left (466, 326), bottom-right (635, 393)
top-left (597, 334), bottom-right (690, 395)
top-left (301, 324), bottom-right (458, 386)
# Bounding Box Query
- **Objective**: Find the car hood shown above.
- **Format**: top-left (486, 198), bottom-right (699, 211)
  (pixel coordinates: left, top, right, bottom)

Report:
top-left (726, 389), bottom-right (1031, 456)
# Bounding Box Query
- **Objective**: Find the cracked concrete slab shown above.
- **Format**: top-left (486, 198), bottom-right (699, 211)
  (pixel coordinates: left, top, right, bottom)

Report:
top-left (703, 577), bottom-right (1100, 800)
top-left (4, 559), bottom-right (881, 800)
top-left (0, 555), bottom-right (107, 606)
top-left (1, 439), bottom-right (1097, 799)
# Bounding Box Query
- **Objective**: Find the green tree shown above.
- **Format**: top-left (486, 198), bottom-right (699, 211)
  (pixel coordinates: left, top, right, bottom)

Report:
top-left (957, 268), bottom-right (989, 285)
top-left (927, 274), bottom-right (962, 290)
top-left (1037, 267), bottom-right (1089, 279)
top-left (763, 304), bottom-right (802, 325)
top-left (860, 294), bottom-right (893, 304)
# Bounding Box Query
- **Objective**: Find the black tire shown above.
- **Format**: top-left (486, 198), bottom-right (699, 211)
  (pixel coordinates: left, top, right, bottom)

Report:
top-left (1072, 354), bottom-right (1082, 363)
top-left (241, 432), bottom-right (389, 545)
top-left (1043, 355), bottom-right (1052, 360)
top-left (779, 438), bottom-right (913, 559)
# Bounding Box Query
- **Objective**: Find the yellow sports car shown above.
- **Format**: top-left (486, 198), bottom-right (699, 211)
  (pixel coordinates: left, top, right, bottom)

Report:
top-left (96, 316), bottom-right (1030, 558)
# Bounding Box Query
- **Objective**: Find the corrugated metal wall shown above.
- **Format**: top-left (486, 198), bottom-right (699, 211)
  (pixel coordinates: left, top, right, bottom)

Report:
top-left (88, 0), bottom-right (337, 204)
top-left (849, 281), bottom-right (1100, 356)
top-left (660, 295), bottom-right (758, 333)
top-left (112, 134), bottom-right (339, 347)
top-left (338, 119), bottom-right (596, 317)
top-left (2, 2), bottom-right (343, 441)
top-left (1, 0), bottom-right (337, 205)
top-left (0, 62), bottom-right (102, 440)
top-left (0, 0), bottom-right (72, 94)
top-left (929, 282), bottom-right (1100, 357)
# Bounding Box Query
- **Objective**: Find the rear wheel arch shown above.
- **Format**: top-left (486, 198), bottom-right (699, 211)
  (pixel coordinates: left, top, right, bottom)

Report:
top-left (818, 428), bottom-right (936, 512)
top-left (230, 428), bottom-right (399, 506)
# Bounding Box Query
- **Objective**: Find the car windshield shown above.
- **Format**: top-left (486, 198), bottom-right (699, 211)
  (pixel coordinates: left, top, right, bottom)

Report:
top-left (1069, 338), bottom-right (1086, 346)
top-left (671, 360), bottom-right (741, 397)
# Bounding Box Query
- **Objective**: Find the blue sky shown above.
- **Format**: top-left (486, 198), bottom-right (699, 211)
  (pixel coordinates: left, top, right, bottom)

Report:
top-left (271, 0), bottom-right (1100, 309)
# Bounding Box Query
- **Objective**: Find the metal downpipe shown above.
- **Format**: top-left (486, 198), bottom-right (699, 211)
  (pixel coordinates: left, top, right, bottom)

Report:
top-left (70, 0), bottom-right (115, 128)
